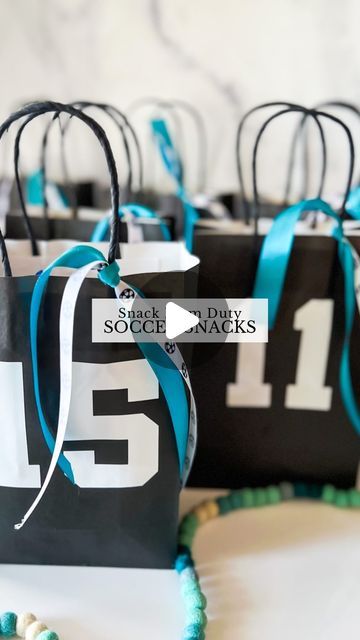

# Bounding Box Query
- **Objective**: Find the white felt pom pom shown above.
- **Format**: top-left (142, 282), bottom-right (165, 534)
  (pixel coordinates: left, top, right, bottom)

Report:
top-left (16, 613), bottom-right (37, 637)
top-left (25, 621), bottom-right (48, 640)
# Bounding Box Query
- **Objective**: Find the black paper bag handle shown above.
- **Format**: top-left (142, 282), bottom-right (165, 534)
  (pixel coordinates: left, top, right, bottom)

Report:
top-left (285, 100), bottom-right (360, 202)
top-left (22, 101), bottom-right (138, 220)
top-left (236, 102), bottom-right (327, 225)
top-left (100, 102), bottom-right (144, 193)
top-left (252, 107), bottom-right (355, 220)
top-left (64, 101), bottom-right (143, 205)
top-left (12, 103), bottom-right (121, 258)
top-left (0, 101), bottom-right (120, 275)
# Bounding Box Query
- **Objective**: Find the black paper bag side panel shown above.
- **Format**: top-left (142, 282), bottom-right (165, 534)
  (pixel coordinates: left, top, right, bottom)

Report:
top-left (189, 233), bottom-right (360, 488)
top-left (0, 275), bottom-right (182, 568)
top-left (5, 213), bottom-right (173, 242)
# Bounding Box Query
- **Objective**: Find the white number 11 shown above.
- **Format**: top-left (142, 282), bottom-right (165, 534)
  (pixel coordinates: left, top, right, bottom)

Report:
top-left (226, 299), bottom-right (334, 411)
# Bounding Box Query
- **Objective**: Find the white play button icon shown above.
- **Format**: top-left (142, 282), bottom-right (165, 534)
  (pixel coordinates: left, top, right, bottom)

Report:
top-left (165, 302), bottom-right (199, 339)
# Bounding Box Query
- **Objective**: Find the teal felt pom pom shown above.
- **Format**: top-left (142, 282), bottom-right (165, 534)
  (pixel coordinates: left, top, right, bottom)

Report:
top-left (183, 623), bottom-right (205, 639)
top-left (0, 612), bottom-right (17, 637)
top-left (308, 484), bottom-right (322, 499)
top-left (175, 551), bottom-right (194, 573)
top-left (181, 579), bottom-right (201, 598)
top-left (184, 591), bottom-right (207, 611)
top-left (180, 567), bottom-right (198, 583)
top-left (185, 608), bottom-right (207, 627)
top-left (217, 495), bottom-right (232, 515)
top-left (229, 491), bottom-right (243, 509)
top-left (36, 632), bottom-right (59, 640)
top-left (294, 482), bottom-right (308, 498)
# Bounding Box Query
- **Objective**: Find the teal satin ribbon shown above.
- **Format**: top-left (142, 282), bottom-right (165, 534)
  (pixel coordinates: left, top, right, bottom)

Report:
top-left (121, 281), bottom-right (189, 479)
top-left (90, 203), bottom-right (171, 242)
top-left (26, 169), bottom-right (68, 208)
top-left (138, 341), bottom-right (189, 479)
top-left (253, 197), bottom-right (360, 436)
top-left (151, 118), bottom-right (198, 252)
top-left (345, 185), bottom-right (360, 220)
top-left (30, 245), bottom-right (189, 481)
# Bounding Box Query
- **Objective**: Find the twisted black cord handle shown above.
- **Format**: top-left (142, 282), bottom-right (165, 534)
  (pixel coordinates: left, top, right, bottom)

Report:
top-left (0, 100), bottom-right (120, 274)
top-left (94, 102), bottom-right (144, 192)
top-left (285, 100), bottom-right (360, 202)
top-left (35, 101), bottom-right (135, 219)
top-left (67, 102), bottom-right (132, 197)
top-left (14, 112), bottom-right (43, 254)
top-left (236, 101), bottom-right (327, 224)
top-left (252, 108), bottom-right (354, 220)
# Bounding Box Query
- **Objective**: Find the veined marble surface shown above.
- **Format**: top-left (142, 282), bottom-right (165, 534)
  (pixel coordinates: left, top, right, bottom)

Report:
top-left (0, 0), bottom-right (358, 198)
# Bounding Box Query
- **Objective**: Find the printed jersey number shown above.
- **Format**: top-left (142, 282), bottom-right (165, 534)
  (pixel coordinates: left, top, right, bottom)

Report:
top-left (226, 299), bottom-right (334, 411)
top-left (0, 359), bottom-right (159, 488)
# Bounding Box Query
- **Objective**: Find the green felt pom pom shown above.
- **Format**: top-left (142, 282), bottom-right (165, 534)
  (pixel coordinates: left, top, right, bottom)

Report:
top-left (322, 484), bottom-right (336, 504)
top-left (267, 486), bottom-right (281, 504)
top-left (335, 490), bottom-right (349, 509)
top-left (349, 488), bottom-right (360, 508)
top-left (180, 514), bottom-right (199, 535)
top-left (241, 488), bottom-right (254, 508)
top-left (186, 608), bottom-right (207, 628)
top-left (179, 532), bottom-right (194, 548)
top-left (0, 612), bottom-right (17, 637)
top-left (254, 488), bottom-right (267, 507)
top-left (36, 632), bottom-right (59, 640)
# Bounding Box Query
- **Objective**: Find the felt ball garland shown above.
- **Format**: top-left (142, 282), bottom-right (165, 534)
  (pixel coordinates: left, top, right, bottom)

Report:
top-left (0, 612), bottom-right (58, 639)
top-left (176, 482), bottom-right (360, 639)
top-left (1, 481), bottom-right (358, 640)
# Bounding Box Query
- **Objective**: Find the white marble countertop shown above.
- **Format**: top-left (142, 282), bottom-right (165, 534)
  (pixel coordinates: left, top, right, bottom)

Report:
top-left (0, 488), bottom-right (360, 639)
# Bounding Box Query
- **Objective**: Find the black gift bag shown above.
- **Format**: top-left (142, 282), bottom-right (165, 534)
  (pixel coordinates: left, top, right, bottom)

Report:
top-left (189, 105), bottom-right (360, 489)
top-left (5, 101), bottom-right (173, 244)
top-left (218, 101), bottom-right (327, 221)
top-left (0, 101), bottom-right (198, 568)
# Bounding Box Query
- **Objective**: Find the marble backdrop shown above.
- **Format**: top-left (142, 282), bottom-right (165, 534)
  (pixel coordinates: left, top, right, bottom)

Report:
top-left (0, 0), bottom-right (359, 200)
